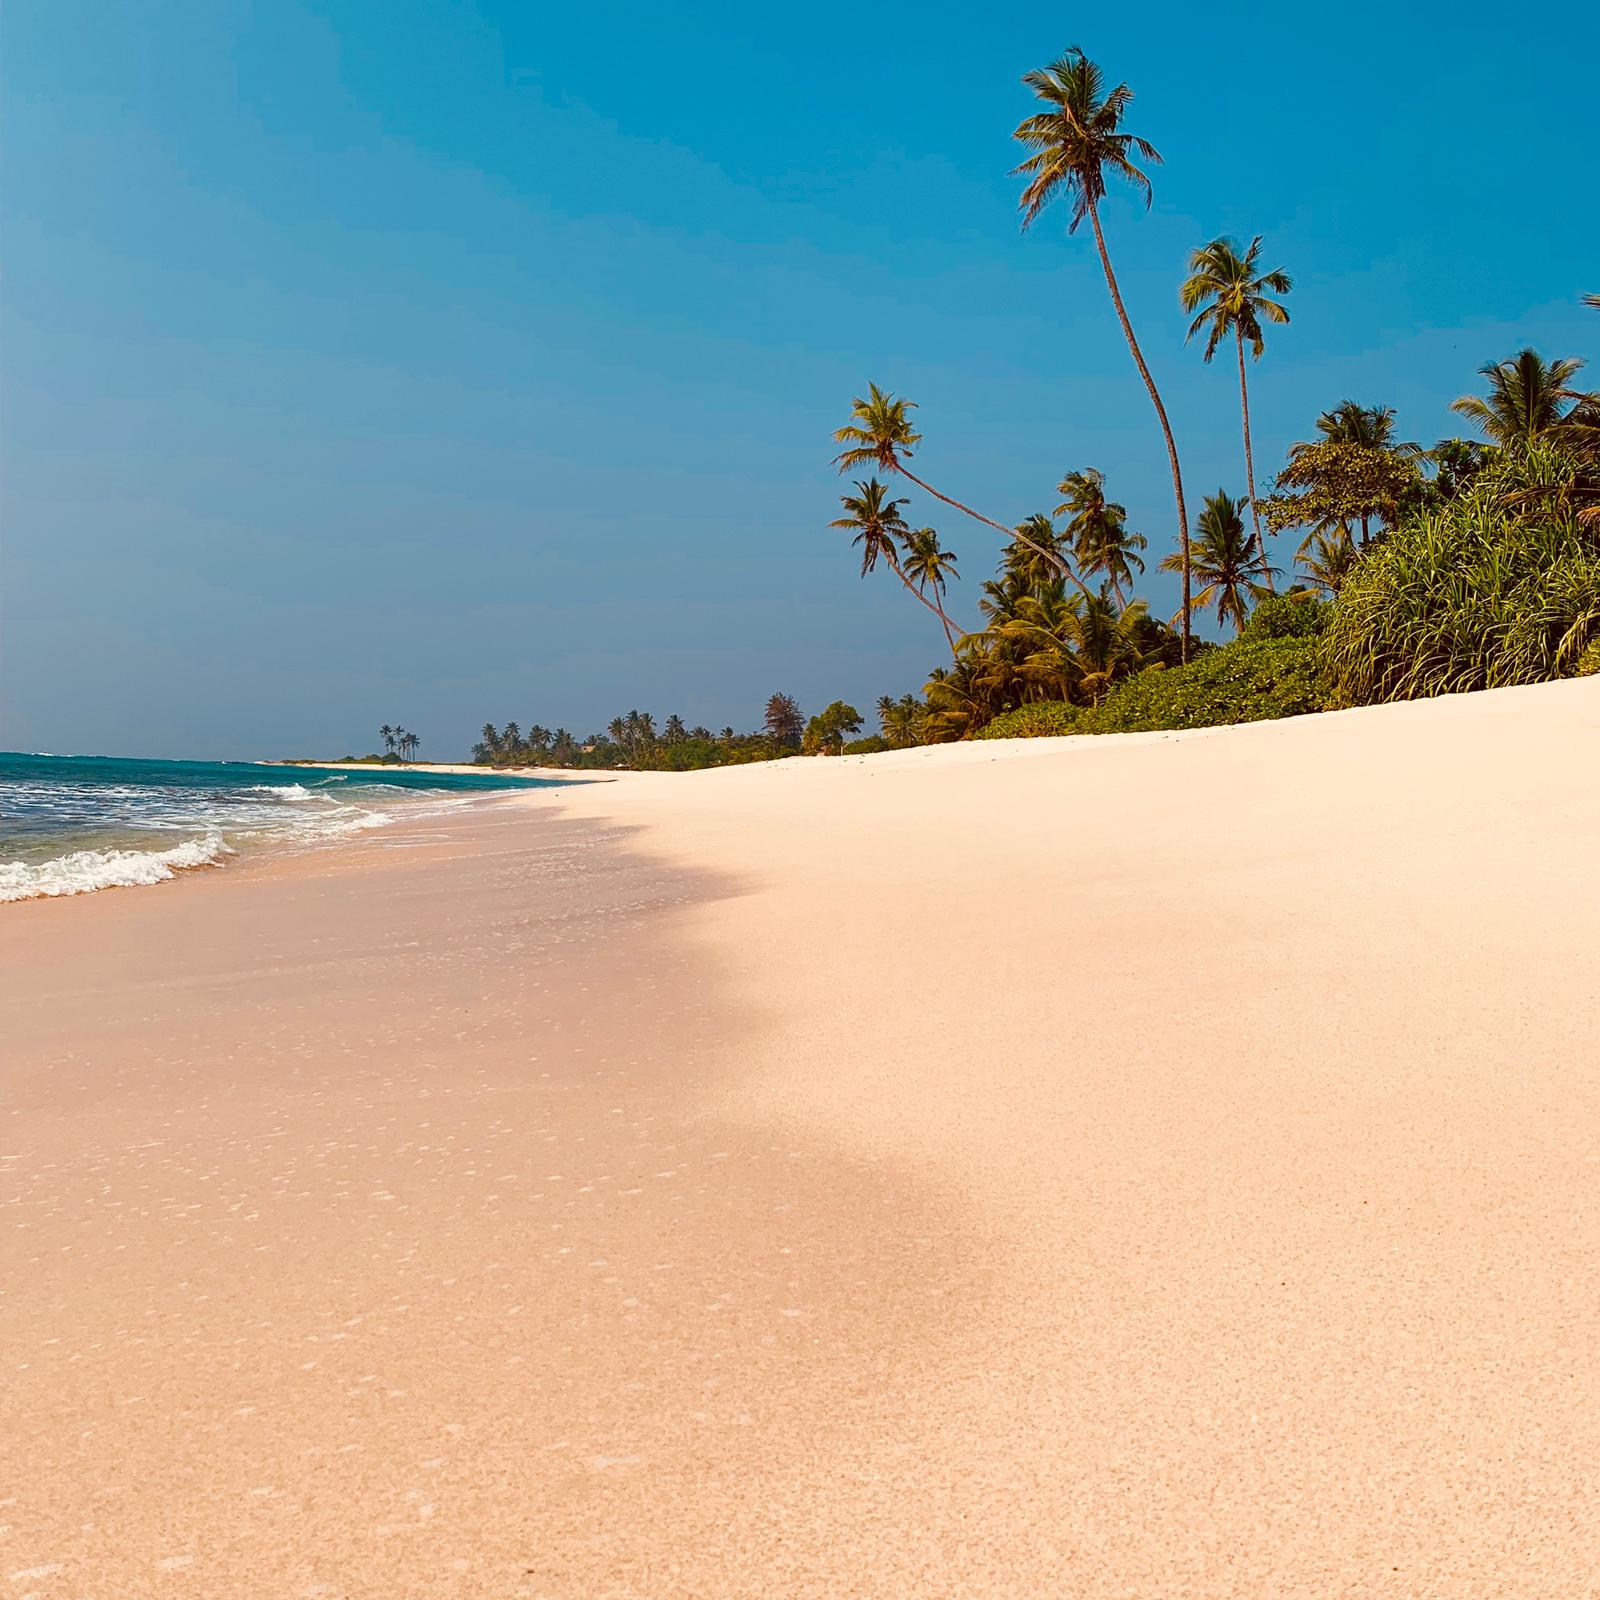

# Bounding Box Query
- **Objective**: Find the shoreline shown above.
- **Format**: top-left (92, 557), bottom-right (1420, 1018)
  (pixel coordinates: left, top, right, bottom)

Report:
top-left (6, 677), bottom-right (1600, 1595)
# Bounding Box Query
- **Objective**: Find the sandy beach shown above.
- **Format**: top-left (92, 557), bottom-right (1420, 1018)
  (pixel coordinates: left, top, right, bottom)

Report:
top-left (6, 679), bottom-right (1600, 1598)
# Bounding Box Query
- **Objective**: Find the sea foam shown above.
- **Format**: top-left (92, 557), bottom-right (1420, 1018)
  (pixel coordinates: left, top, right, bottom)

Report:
top-left (0, 834), bottom-right (233, 903)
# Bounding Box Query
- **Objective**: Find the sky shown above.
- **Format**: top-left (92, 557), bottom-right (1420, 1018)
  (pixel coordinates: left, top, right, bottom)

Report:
top-left (3, 1), bottom-right (1597, 760)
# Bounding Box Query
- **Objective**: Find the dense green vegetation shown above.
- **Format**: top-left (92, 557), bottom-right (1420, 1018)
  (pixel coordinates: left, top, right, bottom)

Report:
top-left (467, 51), bottom-right (1597, 769)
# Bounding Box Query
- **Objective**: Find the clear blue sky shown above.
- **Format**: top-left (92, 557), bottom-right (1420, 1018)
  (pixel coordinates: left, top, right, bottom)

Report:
top-left (3, 1), bottom-right (1596, 758)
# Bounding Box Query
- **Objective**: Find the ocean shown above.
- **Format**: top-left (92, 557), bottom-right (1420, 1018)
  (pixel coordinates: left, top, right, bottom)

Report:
top-left (0, 752), bottom-right (559, 903)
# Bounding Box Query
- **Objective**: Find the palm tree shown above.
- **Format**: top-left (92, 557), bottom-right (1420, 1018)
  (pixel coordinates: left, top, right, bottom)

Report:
top-left (1179, 235), bottom-right (1292, 569)
top-left (379, 724), bottom-right (395, 755)
top-left (1160, 491), bottom-right (1276, 633)
top-left (1004, 514), bottom-right (1068, 592)
top-left (1450, 349), bottom-right (1586, 452)
top-left (1296, 527), bottom-right (1358, 596)
top-left (1055, 468), bottom-right (1146, 604)
top-left (830, 480), bottom-right (959, 654)
top-left (832, 384), bottom-right (1084, 594)
top-left (1314, 401), bottom-right (1420, 456)
top-left (901, 527), bottom-right (962, 652)
top-left (1012, 46), bottom-right (1192, 658)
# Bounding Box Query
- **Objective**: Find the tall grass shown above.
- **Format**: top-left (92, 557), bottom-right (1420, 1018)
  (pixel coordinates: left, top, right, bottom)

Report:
top-left (1322, 477), bottom-right (1600, 706)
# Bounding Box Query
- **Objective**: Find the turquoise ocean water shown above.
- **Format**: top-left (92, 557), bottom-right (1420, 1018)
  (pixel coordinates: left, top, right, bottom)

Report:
top-left (0, 752), bottom-right (559, 903)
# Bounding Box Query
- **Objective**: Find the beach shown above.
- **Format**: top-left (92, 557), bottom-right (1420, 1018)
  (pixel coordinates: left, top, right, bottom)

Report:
top-left (5, 677), bottom-right (1600, 1597)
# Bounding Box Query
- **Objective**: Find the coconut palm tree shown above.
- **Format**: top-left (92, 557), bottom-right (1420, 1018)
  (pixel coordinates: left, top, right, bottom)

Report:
top-left (995, 514), bottom-right (1063, 594)
top-left (901, 526), bottom-right (962, 652)
top-left (1055, 467), bottom-right (1147, 604)
top-left (1179, 235), bottom-right (1292, 569)
top-left (1160, 491), bottom-right (1276, 633)
top-left (832, 384), bottom-right (1083, 593)
top-left (1450, 349), bottom-right (1586, 453)
top-left (1296, 527), bottom-right (1359, 596)
top-left (830, 480), bottom-right (959, 653)
top-left (1012, 46), bottom-right (1192, 658)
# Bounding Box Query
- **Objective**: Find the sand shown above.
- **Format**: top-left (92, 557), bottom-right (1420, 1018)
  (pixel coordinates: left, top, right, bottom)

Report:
top-left (5, 678), bottom-right (1600, 1597)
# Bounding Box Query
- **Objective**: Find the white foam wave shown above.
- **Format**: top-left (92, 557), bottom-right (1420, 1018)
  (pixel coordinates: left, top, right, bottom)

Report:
top-left (0, 833), bottom-right (234, 903)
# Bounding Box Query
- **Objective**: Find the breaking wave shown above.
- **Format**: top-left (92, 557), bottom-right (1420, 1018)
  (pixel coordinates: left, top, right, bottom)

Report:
top-left (0, 833), bottom-right (233, 903)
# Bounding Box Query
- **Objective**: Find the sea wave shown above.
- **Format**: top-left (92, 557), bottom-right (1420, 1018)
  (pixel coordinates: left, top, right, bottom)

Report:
top-left (0, 833), bottom-right (234, 903)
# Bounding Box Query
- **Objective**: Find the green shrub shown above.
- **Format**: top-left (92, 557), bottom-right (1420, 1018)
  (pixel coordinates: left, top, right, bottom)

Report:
top-left (1577, 638), bottom-right (1600, 678)
top-left (976, 701), bottom-right (1086, 740)
top-left (1322, 487), bottom-right (1600, 705)
top-left (976, 636), bottom-right (1324, 739)
top-left (842, 734), bottom-right (891, 755)
top-left (1239, 591), bottom-right (1331, 643)
top-left (1082, 636), bottom-right (1324, 733)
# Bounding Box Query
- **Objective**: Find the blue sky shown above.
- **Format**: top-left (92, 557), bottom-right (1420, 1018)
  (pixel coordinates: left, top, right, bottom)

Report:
top-left (3, 1), bottom-right (1596, 758)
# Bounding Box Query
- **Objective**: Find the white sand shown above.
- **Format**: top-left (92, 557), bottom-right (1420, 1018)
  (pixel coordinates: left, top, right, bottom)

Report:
top-left (5, 678), bottom-right (1600, 1596)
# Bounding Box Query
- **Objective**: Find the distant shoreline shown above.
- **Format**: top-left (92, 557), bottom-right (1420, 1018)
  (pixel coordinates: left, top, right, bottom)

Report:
top-left (260, 758), bottom-right (616, 782)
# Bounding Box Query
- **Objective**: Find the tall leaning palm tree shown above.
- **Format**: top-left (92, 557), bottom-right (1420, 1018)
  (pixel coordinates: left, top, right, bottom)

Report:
top-left (901, 526), bottom-right (963, 652)
top-left (1450, 349), bottom-right (1586, 452)
top-left (830, 480), bottom-right (959, 656)
top-left (832, 384), bottom-right (1084, 594)
top-left (1160, 491), bottom-right (1276, 634)
top-left (1179, 235), bottom-right (1292, 572)
top-left (1012, 46), bottom-right (1193, 658)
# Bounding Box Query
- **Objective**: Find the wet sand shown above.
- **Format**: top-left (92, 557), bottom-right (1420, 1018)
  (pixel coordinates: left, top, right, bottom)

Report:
top-left (5, 678), bottom-right (1600, 1597)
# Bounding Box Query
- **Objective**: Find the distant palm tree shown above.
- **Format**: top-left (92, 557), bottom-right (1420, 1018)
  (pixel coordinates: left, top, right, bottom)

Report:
top-left (1055, 468), bottom-right (1146, 604)
top-left (830, 480), bottom-right (959, 653)
top-left (1179, 235), bottom-right (1292, 569)
top-left (1161, 491), bottom-right (1276, 633)
top-left (1296, 527), bottom-right (1359, 596)
top-left (1012, 46), bottom-right (1192, 658)
top-left (379, 724), bottom-right (395, 755)
top-left (901, 526), bottom-right (962, 651)
top-left (1450, 349), bottom-right (1586, 452)
top-left (832, 384), bottom-right (1082, 592)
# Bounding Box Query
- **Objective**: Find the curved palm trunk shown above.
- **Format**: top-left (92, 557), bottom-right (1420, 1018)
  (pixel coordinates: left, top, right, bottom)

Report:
top-left (930, 587), bottom-right (959, 654)
top-left (1236, 328), bottom-right (1272, 590)
top-left (889, 558), bottom-right (961, 660)
top-left (898, 467), bottom-right (1095, 602)
top-left (1085, 197), bottom-right (1192, 660)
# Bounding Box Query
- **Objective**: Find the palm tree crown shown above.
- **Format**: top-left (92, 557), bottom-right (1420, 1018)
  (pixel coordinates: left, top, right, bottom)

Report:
top-left (1179, 235), bottom-right (1292, 361)
top-left (832, 383), bottom-right (922, 477)
top-left (1011, 47), bottom-right (1160, 231)
top-left (1160, 491), bottom-right (1276, 633)
top-left (830, 479), bottom-right (910, 575)
top-left (1450, 349), bottom-right (1586, 451)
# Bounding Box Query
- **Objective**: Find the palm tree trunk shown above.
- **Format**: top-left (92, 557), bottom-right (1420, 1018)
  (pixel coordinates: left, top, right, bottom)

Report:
top-left (1085, 197), bottom-right (1192, 660)
top-left (1236, 328), bottom-right (1272, 590)
top-left (898, 467), bottom-right (1094, 602)
top-left (889, 558), bottom-right (961, 659)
